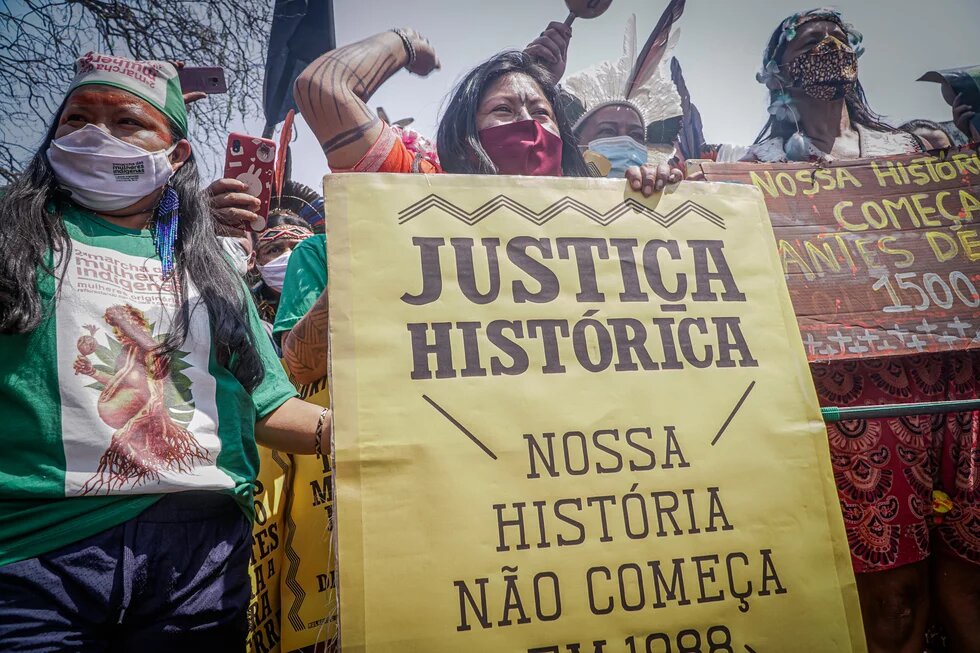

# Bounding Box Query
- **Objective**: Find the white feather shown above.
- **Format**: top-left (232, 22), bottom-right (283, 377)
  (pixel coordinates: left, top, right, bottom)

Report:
top-left (563, 16), bottom-right (682, 126)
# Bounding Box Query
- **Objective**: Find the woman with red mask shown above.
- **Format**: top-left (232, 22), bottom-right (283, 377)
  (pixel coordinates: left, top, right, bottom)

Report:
top-left (284, 26), bottom-right (685, 389)
top-left (294, 25), bottom-right (683, 194)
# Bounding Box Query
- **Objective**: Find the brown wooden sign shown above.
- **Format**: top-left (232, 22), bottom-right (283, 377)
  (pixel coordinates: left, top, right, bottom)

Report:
top-left (700, 146), bottom-right (980, 362)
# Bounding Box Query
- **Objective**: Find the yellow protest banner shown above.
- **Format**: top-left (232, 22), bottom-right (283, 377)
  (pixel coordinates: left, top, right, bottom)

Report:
top-left (248, 445), bottom-right (290, 653)
top-left (250, 371), bottom-right (337, 653)
top-left (326, 174), bottom-right (866, 652)
top-left (279, 371), bottom-right (338, 652)
top-left (279, 450), bottom-right (338, 651)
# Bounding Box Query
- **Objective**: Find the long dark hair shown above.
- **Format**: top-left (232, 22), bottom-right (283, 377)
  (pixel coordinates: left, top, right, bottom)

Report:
top-left (753, 17), bottom-right (897, 145)
top-left (0, 111), bottom-right (266, 392)
top-left (437, 50), bottom-right (589, 177)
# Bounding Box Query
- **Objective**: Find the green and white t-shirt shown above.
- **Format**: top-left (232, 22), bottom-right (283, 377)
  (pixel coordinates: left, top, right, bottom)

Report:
top-left (272, 234), bottom-right (328, 400)
top-left (272, 233), bottom-right (327, 339)
top-left (0, 205), bottom-right (297, 567)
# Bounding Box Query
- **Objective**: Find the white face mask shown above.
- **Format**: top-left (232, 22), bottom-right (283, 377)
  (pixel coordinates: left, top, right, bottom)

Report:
top-left (259, 250), bottom-right (292, 292)
top-left (220, 237), bottom-right (251, 277)
top-left (47, 124), bottom-right (179, 212)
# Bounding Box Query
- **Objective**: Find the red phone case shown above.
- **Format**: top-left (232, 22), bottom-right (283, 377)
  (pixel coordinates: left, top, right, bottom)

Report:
top-left (224, 133), bottom-right (276, 231)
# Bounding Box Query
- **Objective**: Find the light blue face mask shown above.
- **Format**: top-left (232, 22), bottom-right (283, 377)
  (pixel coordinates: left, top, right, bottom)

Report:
top-left (587, 135), bottom-right (648, 178)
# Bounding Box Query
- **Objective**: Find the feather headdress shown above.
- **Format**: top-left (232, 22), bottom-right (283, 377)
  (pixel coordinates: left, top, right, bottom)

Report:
top-left (270, 180), bottom-right (325, 228)
top-left (563, 1), bottom-right (685, 135)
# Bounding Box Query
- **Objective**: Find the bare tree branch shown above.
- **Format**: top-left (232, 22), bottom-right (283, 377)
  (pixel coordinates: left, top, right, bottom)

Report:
top-left (0, 0), bottom-right (272, 179)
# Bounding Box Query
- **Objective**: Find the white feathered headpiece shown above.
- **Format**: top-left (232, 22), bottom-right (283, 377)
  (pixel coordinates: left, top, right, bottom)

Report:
top-left (563, 3), bottom-right (685, 133)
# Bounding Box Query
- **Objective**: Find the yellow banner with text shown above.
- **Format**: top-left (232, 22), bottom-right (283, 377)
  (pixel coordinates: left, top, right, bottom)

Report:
top-left (326, 173), bottom-right (866, 653)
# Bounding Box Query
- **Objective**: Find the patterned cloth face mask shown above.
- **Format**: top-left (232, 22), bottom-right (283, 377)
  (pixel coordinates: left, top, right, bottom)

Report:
top-left (788, 35), bottom-right (858, 101)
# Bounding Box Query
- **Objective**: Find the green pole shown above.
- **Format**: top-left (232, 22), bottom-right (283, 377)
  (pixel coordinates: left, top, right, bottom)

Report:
top-left (822, 399), bottom-right (980, 422)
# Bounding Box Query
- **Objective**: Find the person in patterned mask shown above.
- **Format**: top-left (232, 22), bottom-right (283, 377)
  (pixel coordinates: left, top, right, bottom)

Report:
top-left (787, 30), bottom-right (857, 101)
top-left (744, 10), bottom-right (980, 653)
top-left (744, 8), bottom-right (923, 162)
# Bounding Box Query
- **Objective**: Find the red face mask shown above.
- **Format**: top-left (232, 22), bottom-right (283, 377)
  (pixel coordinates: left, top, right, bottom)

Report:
top-left (478, 120), bottom-right (564, 177)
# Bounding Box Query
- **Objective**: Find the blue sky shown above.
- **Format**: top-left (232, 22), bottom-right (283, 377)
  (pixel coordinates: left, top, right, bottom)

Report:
top-left (262, 0), bottom-right (976, 190)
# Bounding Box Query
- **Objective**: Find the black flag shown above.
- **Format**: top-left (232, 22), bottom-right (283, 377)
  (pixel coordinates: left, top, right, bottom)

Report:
top-left (262, 0), bottom-right (336, 137)
top-left (670, 57), bottom-right (705, 160)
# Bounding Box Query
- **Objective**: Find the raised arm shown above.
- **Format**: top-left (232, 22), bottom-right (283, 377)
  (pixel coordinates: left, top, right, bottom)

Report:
top-left (524, 22), bottom-right (573, 84)
top-left (293, 29), bottom-right (439, 169)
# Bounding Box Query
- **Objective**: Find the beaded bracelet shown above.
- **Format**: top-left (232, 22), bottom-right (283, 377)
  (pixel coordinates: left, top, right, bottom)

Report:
top-left (314, 407), bottom-right (328, 458)
top-left (390, 28), bottom-right (416, 67)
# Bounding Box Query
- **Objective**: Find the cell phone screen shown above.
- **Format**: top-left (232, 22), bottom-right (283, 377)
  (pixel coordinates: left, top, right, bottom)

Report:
top-left (178, 67), bottom-right (228, 94)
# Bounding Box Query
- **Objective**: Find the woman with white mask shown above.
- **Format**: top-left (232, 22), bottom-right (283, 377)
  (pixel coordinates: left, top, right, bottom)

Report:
top-left (0, 52), bottom-right (329, 651)
top-left (252, 214), bottom-right (314, 324)
top-left (220, 233), bottom-right (255, 279)
top-left (562, 11), bottom-right (686, 184)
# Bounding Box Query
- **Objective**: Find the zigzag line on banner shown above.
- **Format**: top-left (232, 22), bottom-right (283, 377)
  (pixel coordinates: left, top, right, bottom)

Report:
top-left (396, 195), bottom-right (725, 229)
top-left (281, 472), bottom-right (307, 632)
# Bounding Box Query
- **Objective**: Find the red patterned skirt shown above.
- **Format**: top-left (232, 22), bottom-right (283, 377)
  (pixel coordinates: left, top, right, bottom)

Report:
top-left (811, 352), bottom-right (980, 573)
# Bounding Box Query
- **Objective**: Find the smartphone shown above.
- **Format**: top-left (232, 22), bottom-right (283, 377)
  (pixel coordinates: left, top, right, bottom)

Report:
top-left (224, 133), bottom-right (276, 231)
top-left (178, 66), bottom-right (227, 94)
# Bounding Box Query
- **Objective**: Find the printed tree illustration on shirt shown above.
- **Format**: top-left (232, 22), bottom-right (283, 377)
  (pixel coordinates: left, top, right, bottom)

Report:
top-left (72, 304), bottom-right (210, 494)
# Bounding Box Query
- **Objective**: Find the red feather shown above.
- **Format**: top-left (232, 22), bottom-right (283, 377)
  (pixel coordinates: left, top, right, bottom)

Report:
top-left (274, 109), bottom-right (295, 198)
top-left (624, 0), bottom-right (686, 100)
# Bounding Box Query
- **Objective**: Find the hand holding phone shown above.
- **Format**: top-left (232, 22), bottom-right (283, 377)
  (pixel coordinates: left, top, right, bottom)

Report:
top-left (919, 65), bottom-right (980, 138)
top-left (178, 66), bottom-right (228, 94)
top-left (224, 133), bottom-right (276, 231)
